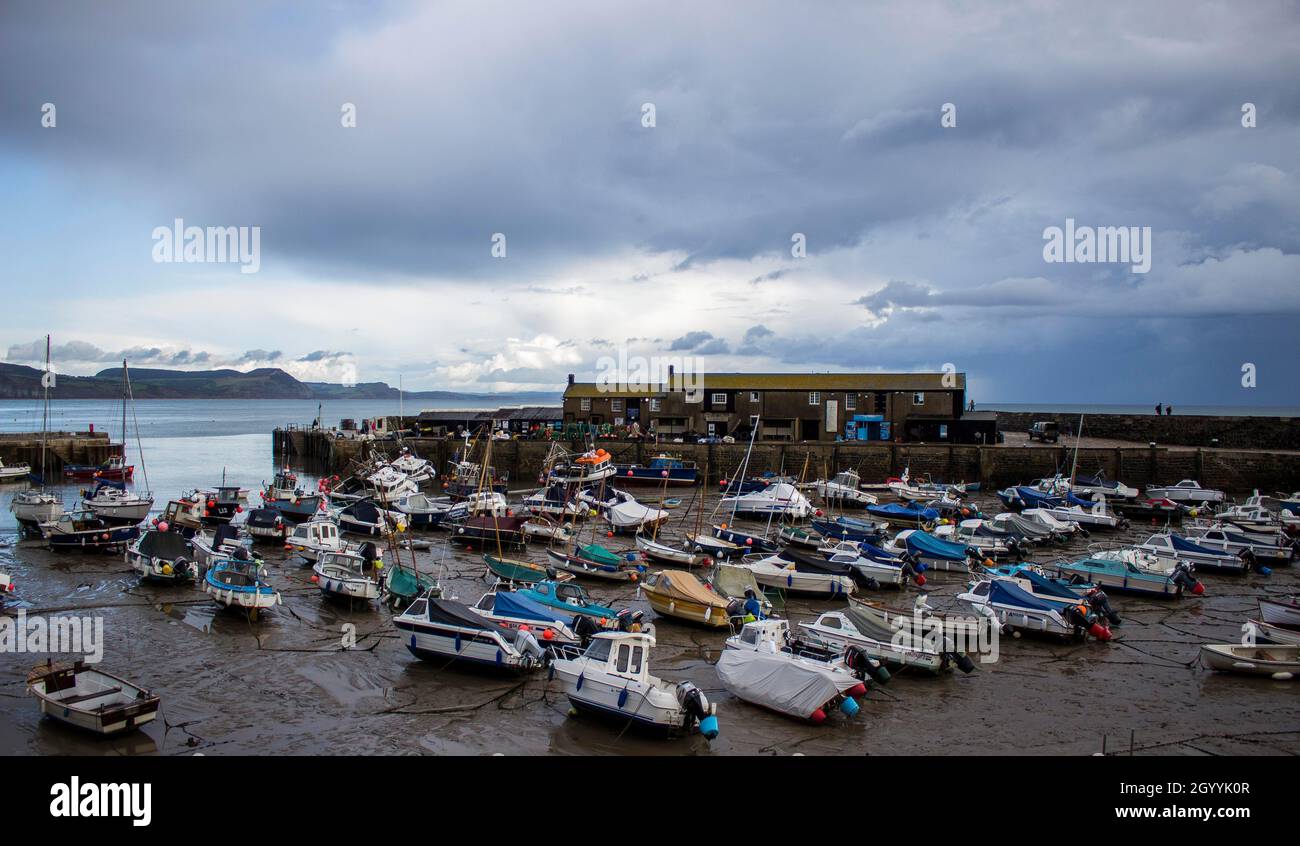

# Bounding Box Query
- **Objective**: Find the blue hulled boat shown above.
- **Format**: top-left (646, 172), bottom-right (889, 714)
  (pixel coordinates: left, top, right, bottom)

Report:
top-left (810, 515), bottom-right (886, 544)
top-left (866, 502), bottom-right (940, 526)
top-left (613, 454), bottom-right (699, 486)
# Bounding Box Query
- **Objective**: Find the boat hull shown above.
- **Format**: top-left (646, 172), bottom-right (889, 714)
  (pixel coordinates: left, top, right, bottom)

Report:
top-left (1260, 598), bottom-right (1300, 627)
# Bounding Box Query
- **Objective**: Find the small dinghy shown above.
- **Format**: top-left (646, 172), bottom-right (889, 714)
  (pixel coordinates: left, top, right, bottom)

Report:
top-left (1246, 619), bottom-right (1300, 646)
top-left (712, 524), bottom-right (780, 554)
top-left (1200, 643), bottom-right (1300, 678)
top-left (688, 532), bottom-right (746, 559)
top-left (203, 551), bottom-right (281, 614)
top-left (394, 594), bottom-right (557, 671)
top-left (313, 544), bottom-right (383, 603)
top-left (636, 532), bottom-right (706, 567)
top-left (779, 524), bottom-right (826, 549)
top-left (717, 619), bottom-right (868, 723)
top-left (799, 606), bottom-right (974, 675)
top-left (520, 579), bottom-right (621, 621)
top-left (244, 507), bottom-right (287, 543)
top-left (1259, 596), bottom-right (1300, 628)
top-left (125, 526), bottom-right (197, 583)
top-left (286, 516), bottom-right (350, 563)
top-left (42, 511), bottom-right (140, 553)
top-left (551, 631), bottom-right (719, 738)
top-left (546, 543), bottom-right (646, 582)
top-left (484, 553), bottom-right (573, 585)
top-left (27, 660), bottom-right (160, 736)
top-left (82, 480), bottom-right (153, 524)
top-left (641, 569), bottom-right (736, 628)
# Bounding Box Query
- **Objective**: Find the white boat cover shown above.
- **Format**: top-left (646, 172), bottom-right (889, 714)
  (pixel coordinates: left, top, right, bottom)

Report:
top-left (716, 647), bottom-right (857, 719)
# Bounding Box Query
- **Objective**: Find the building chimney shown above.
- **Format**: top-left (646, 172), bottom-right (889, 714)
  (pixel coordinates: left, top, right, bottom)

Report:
top-left (567, 373), bottom-right (574, 385)
top-left (668, 364), bottom-right (674, 386)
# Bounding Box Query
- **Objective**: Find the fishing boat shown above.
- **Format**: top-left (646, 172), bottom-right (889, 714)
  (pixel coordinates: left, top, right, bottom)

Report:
top-left (26, 661), bottom-right (160, 735)
top-left (389, 447), bottom-right (437, 486)
top-left (285, 516), bottom-right (349, 563)
top-left (641, 569), bottom-right (735, 627)
top-left (809, 515), bottom-right (886, 544)
top-left (1145, 480), bottom-right (1226, 504)
top-left (958, 578), bottom-right (1111, 640)
top-left (635, 533), bottom-right (706, 567)
top-left (125, 527), bottom-right (197, 582)
top-left (445, 491), bottom-right (510, 521)
top-left (395, 594), bottom-right (556, 671)
top-left (799, 606), bottom-right (974, 675)
top-left (82, 480), bottom-right (153, 524)
top-left (203, 551), bottom-right (281, 613)
top-left (41, 511), bottom-right (140, 552)
top-left (364, 464), bottom-right (419, 500)
top-left (612, 454), bottom-right (699, 486)
top-left (519, 579), bottom-right (621, 621)
top-left (809, 470), bottom-right (878, 508)
top-left (717, 619), bottom-right (869, 723)
top-left (244, 507), bottom-right (287, 543)
top-left (260, 470), bottom-right (325, 522)
top-left (580, 487), bottom-right (669, 534)
top-left (1259, 597), bottom-right (1300, 628)
top-left (188, 485), bottom-right (247, 525)
top-left (449, 513), bottom-right (530, 547)
top-left (866, 502), bottom-right (939, 527)
top-left (1135, 532), bottom-right (1256, 574)
top-left (720, 482), bottom-right (813, 519)
top-left (551, 631), bottom-right (719, 738)
top-left (312, 545), bottom-right (383, 603)
top-left (546, 543), bottom-right (646, 582)
top-left (484, 552), bottom-right (574, 585)
top-left (1246, 619), bottom-right (1300, 646)
top-left (1054, 555), bottom-right (1202, 597)
top-left (737, 551), bottom-right (857, 597)
top-left (1199, 643), bottom-right (1300, 678)
top-left (549, 447), bottom-right (617, 485)
top-left (470, 590), bottom-right (582, 646)
top-left (444, 457), bottom-right (509, 500)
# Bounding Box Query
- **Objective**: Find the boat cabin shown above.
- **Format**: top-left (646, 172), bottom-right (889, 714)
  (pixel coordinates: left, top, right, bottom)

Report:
top-left (289, 519), bottom-right (341, 546)
top-left (578, 632), bottom-right (656, 684)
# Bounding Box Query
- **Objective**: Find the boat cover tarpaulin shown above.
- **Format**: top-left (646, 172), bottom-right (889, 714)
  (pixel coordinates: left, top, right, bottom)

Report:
top-left (649, 571), bottom-right (727, 608)
top-left (999, 514), bottom-right (1052, 538)
top-left (716, 648), bottom-right (858, 719)
top-left (424, 598), bottom-right (509, 633)
top-left (1066, 493), bottom-right (1099, 509)
top-left (780, 547), bottom-right (853, 575)
top-left (1170, 534), bottom-right (1228, 556)
top-left (858, 542), bottom-right (901, 563)
top-left (136, 530), bottom-right (193, 560)
top-left (844, 605), bottom-right (900, 643)
top-left (987, 578), bottom-right (1059, 612)
top-left (869, 503), bottom-right (939, 521)
top-left (1016, 569), bottom-right (1082, 601)
top-left (714, 564), bottom-right (764, 601)
top-left (1016, 487), bottom-right (1061, 507)
top-left (904, 531), bottom-right (967, 562)
top-left (492, 591), bottom-right (572, 624)
top-left (579, 544), bottom-right (625, 566)
top-left (246, 509), bottom-right (280, 528)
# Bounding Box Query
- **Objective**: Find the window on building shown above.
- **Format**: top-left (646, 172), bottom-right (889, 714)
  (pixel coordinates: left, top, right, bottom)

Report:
top-left (711, 392), bottom-right (727, 405)
top-left (808, 391), bottom-right (821, 406)
top-left (845, 393), bottom-right (857, 410)
top-left (874, 393), bottom-right (887, 413)
top-left (579, 398), bottom-right (591, 411)
top-left (611, 399), bottom-right (624, 412)
top-left (649, 398), bottom-right (661, 412)
top-left (750, 391), bottom-right (760, 403)
top-left (913, 392), bottom-right (925, 406)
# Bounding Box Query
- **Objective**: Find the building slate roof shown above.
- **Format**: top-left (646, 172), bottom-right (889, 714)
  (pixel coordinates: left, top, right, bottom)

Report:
top-left (564, 371), bottom-right (964, 398)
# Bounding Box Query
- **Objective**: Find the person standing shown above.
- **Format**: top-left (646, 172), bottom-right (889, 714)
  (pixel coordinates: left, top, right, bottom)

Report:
top-left (1155, 403), bottom-right (1163, 415)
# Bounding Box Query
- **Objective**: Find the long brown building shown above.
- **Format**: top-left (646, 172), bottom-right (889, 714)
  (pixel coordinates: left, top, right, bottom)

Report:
top-left (562, 370), bottom-right (988, 442)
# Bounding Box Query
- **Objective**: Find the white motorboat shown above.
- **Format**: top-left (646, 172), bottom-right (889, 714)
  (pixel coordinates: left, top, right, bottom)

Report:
top-left (191, 523), bottom-right (255, 569)
top-left (808, 470), bottom-right (878, 508)
top-left (721, 482), bottom-right (813, 519)
top-left (446, 491), bottom-right (509, 521)
top-left (717, 619), bottom-right (867, 723)
top-left (799, 607), bottom-right (974, 675)
top-left (1185, 525), bottom-right (1294, 562)
top-left (313, 547), bottom-right (383, 602)
top-left (1214, 500), bottom-right (1279, 529)
top-left (364, 465), bottom-right (419, 500)
top-left (737, 552), bottom-right (856, 597)
top-left (934, 519), bottom-right (1018, 558)
top-left (551, 630), bottom-right (719, 738)
top-left (1135, 532), bottom-right (1251, 574)
top-left (203, 553), bottom-right (281, 612)
top-left (125, 528), bottom-right (198, 582)
top-left (1259, 596), bottom-right (1300, 628)
top-left (1200, 643), bottom-right (1300, 678)
top-left (10, 490), bottom-right (63, 531)
top-left (522, 483), bottom-right (587, 519)
top-left (581, 487), bottom-right (669, 534)
top-left (549, 448), bottom-right (617, 485)
top-left (0, 458), bottom-right (32, 481)
top-left (389, 448), bottom-right (437, 486)
top-left (334, 499), bottom-right (400, 536)
top-left (285, 517), bottom-right (351, 562)
top-left (811, 541), bottom-right (915, 587)
top-left (391, 492), bottom-right (453, 528)
top-left (1017, 509), bottom-right (1085, 539)
top-left (27, 661), bottom-right (160, 735)
top-left (1145, 479), bottom-right (1225, 504)
top-left (82, 482), bottom-right (153, 524)
top-left (958, 578), bottom-right (1111, 640)
top-left (470, 590), bottom-right (582, 647)
top-left (395, 594), bottom-right (554, 671)
top-left (1070, 472), bottom-right (1138, 500)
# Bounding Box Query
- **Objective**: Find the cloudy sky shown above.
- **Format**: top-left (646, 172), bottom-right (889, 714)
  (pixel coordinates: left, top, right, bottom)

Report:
top-left (2, 1), bottom-right (1297, 404)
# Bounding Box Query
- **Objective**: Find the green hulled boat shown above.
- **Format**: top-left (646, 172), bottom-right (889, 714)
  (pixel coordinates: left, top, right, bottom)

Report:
top-left (383, 563), bottom-right (440, 609)
top-left (483, 553), bottom-right (573, 585)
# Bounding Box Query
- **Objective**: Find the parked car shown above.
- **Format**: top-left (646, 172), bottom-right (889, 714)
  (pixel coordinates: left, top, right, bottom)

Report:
top-left (1027, 421), bottom-right (1060, 443)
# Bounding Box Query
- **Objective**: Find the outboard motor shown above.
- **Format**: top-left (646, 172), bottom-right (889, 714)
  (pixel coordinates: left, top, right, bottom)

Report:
top-left (1240, 549), bottom-right (1271, 575)
top-left (232, 546), bottom-right (251, 562)
top-left (1171, 562), bottom-right (1204, 595)
top-left (844, 645), bottom-right (890, 684)
top-left (1063, 603), bottom-right (1111, 641)
top-left (545, 566), bottom-right (559, 580)
top-left (898, 552), bottom-right (925, 587)
top-left (849, 569), bottom-right (879, 592)
top-left (946, 651), bottom-right (977, 674)
top-left (1087, 587), bottom-right (1121, 626)
top-left (173, 557), bottom-right (193, 579)
top-left (514, 627), bottom-right (545, 666)
top-left (676, 682), bottom-right (719, 739)
top-left (572, 614), bottom-right (601, 645)
top-left (1007, 536), bottom-right (1025, 560)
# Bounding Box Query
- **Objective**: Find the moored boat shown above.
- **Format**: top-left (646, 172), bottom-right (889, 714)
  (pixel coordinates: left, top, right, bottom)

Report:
top-left (125, 527), bottom-right (197, 582)
top-left (641, 569), bottom-right (735, 627)
top-left (312, 545), bottom-right (383, 603)
top-left (545, 543), bottom-right (646, 581)
top-left (1199, 643), bottom-right (1300, 678)
top-left (612, 454), bottom-right (699, 486)
top-left (203, 551), bottom-right (281, 613)
top-left (1259, 596), bottom-right (1300, 628)
top-left (82, 480), bottom-right (153, 524)
top-left (26, 660), bottom-right (160, 735)
top-left (41, 511), bottom-right (140, 552)
top-left (483, 552), bottom-right (573, 585)
top-left (394, 594), bottom-right (556, 671)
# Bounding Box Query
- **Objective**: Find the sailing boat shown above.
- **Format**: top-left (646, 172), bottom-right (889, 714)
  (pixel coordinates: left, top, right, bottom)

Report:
top-left (83, 362), bottom-right (153, 524)
top-left (11, 336), bottom-right (63, 532)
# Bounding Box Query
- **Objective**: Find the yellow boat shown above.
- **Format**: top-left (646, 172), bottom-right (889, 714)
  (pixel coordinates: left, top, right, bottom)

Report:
top-left (642, 570), bottom-right (735, 628)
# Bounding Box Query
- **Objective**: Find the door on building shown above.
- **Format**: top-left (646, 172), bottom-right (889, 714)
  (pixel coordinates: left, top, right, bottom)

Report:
top-left (800, 419), bottom-right (819, 441)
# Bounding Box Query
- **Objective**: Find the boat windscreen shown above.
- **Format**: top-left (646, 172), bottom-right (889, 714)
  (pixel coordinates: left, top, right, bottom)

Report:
top-left (138, 531), bottom-right (192, 559)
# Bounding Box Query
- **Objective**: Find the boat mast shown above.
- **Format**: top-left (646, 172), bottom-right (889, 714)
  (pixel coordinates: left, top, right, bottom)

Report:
top-left (1069, 413), bottom-right (1084, 486)
top-left (121, 359), bottom-right (128, 465)
top-left (39, 335), bottom-right (50, 484)
top-left (124, 361), bottom-right (150, 494)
